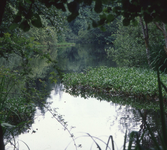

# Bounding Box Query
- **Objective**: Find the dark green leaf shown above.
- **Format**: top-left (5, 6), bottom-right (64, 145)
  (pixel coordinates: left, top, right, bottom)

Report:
top-left (19, 20), bottom-right (30, 32)
top-left (9, 23), bottom-right (19, 30)
top-left (31, 14), bottom-right (42, 28)
top-left (61, 0), bottom-right (67, 2)
top-left (144, 13), bottom-right (153, 23)
top-left (100, 26), bottom-right (106, 32)
top-left (87, 24), bottom-right (91, 30)
top-left (107, 14), bottom-right (115, 22)
top-left (25, 0), bottom-right (32, 4)
top-left (100, 13), bottom-right (106, 19)
top-left (92, 20), bottom-right (98, 28)
top-left (160, 13), bottom-right (167, 23)
top-left (94, 0), bottom-right (102, 13)
top-left (13, 14), bottom-right (22, 23)
top-left (84, 0), bottom-right (92, 5)
top-left (98, 18), bottom-right (106, 25)
top-left (113, 6), bottom-right (121, 13)
top-left (67, 12), bottom-right (79, 22)
top-left (44, 1), bottom-right (52, 8)
top-left (67, 1), bottom-right (79, 13)
top-left (55, 3), bottom-right (66, 12)
top-left (131, 19), bottom-right (138, 26)
top-left (123, 18), bottom-right (130, 26)
top-left (25, 11), bottom-right (34, 19)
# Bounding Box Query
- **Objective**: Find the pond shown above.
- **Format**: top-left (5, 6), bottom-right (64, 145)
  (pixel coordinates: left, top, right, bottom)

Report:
top-left (12, 84), bottom-right (142, 150)
top-left (5, 44), bottom-right (162, 149)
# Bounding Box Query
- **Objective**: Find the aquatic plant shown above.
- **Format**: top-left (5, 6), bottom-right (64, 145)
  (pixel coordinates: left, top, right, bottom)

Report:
top-left (63, 66), bottom-right (167, 149)
top-left (63, 66), bottom-right (167, 101)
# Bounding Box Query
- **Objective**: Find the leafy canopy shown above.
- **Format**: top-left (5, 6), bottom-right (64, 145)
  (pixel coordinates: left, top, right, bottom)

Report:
top-left (1, 0), bottom-right (167, 31)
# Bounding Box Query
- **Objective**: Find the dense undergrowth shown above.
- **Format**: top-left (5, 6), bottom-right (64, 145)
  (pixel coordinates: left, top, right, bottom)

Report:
top-left (62, 66), bottom-right (167, 102)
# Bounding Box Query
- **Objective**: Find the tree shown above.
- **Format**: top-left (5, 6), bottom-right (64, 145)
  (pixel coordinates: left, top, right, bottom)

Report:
top-left (1, 0), bottom-right (167, 31)
top-left (1, 0), bottom-right (167, 149)
top-left (106, 17), bottom-right (147, 67)
top-left (1, 0), bottom-right (167, 66)
top-left (106, 17), bottom-right (166, 69)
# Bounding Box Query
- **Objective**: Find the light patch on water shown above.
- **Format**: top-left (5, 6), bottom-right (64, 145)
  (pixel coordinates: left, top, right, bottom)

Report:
top-left (6, 88), bottom-right (141, 150)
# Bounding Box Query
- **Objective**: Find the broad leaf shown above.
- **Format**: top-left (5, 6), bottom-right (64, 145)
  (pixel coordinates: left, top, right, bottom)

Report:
top-left (123, 18), bottom-right (130, 26)
top-left (67, 12), bottom-right (79, 22)
top-left (84, 0), bottom-right (92, 5)
top-left (100, 26), bottom-right (106, 32)
top-left (107, 14), bottom-right (115, 22)
top-left (144, 13), bottom-right (153, 23)
top-left (19, 20), bottom-right (30, 32)
top-left (31, 14), bottom-right (42, 28)
top-left (55, 3), bottom-right (66, 12)
top-left (13, 14), bottom-right (22, 23)
top-left (92, 20), bottom-right (98, 28)
top-left (94, 0), bottom-right (102, 13)
top-left (131, 19), bottom-right (138, 26)
top-left (100, 13), bottom-right (106, 19)
top-left (25, 0), bottom-right (32, 4)
top-left (67, 1), bottom-right (79, 13)
top-left (9, 23), bottom-right (19, 30)
top-left (98, 18), bottom-right (106, 25)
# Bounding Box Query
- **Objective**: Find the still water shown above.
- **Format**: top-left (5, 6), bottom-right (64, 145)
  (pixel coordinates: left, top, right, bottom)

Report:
top-left (11, 84), bottom-right (141, 150)
top-left (5, 44), bottom-right (158, 149)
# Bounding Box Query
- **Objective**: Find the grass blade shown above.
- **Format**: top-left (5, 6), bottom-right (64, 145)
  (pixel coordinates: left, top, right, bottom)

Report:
top-left (105, 135), bottom-right (115, 150)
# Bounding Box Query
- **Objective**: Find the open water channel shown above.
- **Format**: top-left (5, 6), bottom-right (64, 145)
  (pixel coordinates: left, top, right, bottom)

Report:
top-left (6, 44), bottom-right (162, 150)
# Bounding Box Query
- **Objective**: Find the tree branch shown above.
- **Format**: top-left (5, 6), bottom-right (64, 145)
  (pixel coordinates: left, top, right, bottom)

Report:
top-left (154, 22), bottom-right (163, 32)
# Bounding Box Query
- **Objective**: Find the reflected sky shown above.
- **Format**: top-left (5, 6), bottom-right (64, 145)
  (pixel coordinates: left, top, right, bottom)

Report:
top-left (6, 86), bottom-right (141, 150)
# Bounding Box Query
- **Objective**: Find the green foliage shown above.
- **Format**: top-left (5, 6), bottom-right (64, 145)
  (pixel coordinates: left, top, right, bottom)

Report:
top-left (106, 17), bottom-right (166, 68)
top-left (24, 26), bottom-right (58, 45)
top-left (1, 0), bottom-right (167, 34)
top-left (149, 30), bottom-right (167, 72)
top-left (0, 67), bottom-right (35, 126)
top-left (106, 17), bottom-right (147, 67)
top-left (63, 66), bottom-right (167, 100)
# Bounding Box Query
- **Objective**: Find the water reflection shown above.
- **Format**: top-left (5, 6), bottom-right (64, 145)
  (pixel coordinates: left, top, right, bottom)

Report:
top-left (7, 84), bottom-right (145, 150)
top-left (57, 44), bottom-right (116, 73)
top-left (3, 43), bottom-right (164, 149)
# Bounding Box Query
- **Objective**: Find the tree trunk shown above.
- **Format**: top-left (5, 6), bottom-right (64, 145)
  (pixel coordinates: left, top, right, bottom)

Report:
top-left (0, 124), bottom-right (4, 150)
top-left (139, 17), bottom-right (151, 67)
top-left (0, 0), bottom-right (7, 26)
top-left (154, 22), bottom-right (167, 55)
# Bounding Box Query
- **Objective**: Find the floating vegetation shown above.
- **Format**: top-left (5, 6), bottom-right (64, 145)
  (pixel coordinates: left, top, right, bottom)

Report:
top-left (62, 66), bottom-right (167, 102)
